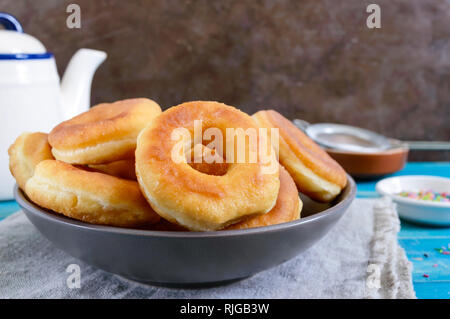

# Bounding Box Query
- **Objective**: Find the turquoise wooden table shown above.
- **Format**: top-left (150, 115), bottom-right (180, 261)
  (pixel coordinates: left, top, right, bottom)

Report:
top-left (357, 162), bottom-right (450, 299)
top-left (1, 162), bottom-right (449, 298)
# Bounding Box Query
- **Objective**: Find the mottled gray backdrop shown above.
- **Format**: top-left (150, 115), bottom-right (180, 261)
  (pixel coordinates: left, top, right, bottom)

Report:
top-left (3, 0), bottom-right (449, 160)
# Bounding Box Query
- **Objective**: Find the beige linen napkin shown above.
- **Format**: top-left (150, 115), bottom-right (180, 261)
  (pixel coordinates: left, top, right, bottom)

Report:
top-left (0, 198), bottom-right (415, 298)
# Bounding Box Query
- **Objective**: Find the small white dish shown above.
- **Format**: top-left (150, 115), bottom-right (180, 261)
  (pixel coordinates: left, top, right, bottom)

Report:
top-left (376, 175), bottom-right (450, 226)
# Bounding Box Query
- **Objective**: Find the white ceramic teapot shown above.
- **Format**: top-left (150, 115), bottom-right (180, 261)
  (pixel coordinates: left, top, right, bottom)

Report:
top-left (0, 13), bottom-right (107, 200)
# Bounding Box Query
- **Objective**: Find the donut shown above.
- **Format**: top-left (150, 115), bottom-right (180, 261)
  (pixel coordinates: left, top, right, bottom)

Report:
top-left (146, 166), bottom-right (301, 231)
top-left (25, 160), bottom-right (160, 227)
top-left (136, 101), bottom-right (280, 231)
top-left (225, 166), bottom-right (302, 230)
top-left (88, 159), bottom-right (137, 180)
top-left (48, 98), bottom-right (162, 164)
top-left (8, 132), bottom-right (54, 190)
top-left (253, 110), bottom-right (347, 202)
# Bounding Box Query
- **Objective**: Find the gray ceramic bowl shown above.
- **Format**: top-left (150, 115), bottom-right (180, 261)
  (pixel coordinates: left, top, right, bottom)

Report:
top-left (14, 175), bottom-right (355, 287)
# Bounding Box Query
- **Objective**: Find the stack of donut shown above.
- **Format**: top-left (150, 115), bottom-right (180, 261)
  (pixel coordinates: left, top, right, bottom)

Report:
top-left (9, 98), bottom-right (162, 228)
top-left (8, 99), bottom-right (347, 232)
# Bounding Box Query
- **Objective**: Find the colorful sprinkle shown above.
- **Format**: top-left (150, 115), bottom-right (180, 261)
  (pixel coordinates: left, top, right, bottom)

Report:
top-left (443, 251), bottom-right (450, 255)
top-left (424, 253), bottom-right (429, 258)
top-left (412, 257), bottom-right (423, 261)
top-left (396, 190), bottom-right (450, 202)
top-left (433, 264), bottom-right (438, 267)
top-left (435, 248), bottom-right (444, 253)
top-left (423, 274), bottom-right (429, 278)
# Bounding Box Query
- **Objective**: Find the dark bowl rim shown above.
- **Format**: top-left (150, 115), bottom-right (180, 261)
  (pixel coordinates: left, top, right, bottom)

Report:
top-left (14, 174), bottom-right (356, 238)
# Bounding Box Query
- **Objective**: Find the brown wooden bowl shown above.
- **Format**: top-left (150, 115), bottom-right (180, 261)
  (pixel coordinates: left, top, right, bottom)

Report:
top-left (326, 140), bottom-right (409, 179)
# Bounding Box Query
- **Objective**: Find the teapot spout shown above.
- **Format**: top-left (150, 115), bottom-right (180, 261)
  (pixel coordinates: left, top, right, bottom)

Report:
top-left (60, 48), bottom-right (106, 120)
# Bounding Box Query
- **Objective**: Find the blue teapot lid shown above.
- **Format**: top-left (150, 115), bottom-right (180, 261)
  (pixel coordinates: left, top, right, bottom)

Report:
top-left (0, 13), bottom-right (52, 59)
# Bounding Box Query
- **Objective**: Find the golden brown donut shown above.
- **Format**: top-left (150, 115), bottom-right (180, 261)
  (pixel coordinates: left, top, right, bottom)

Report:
top-left (88, 159), bottom-right (137, 180)
top-left (49, 98), bottom-right (162, 164)
top-left (146, 166), bottom-right (301, 232)
top-left (25, 160), bottom-right (160, 227)
top-left (8, 132), bottom-right (54, 190)
top-left (225, 165), bottom-right (302, 230)
top-left (136, 101), bottom-right (280, 231)
top-left (253, 110), bottom-right (347, 202)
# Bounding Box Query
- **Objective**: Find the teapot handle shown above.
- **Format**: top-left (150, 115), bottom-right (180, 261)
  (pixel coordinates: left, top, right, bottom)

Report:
top-left (0, 12), bottom-right (23, 32)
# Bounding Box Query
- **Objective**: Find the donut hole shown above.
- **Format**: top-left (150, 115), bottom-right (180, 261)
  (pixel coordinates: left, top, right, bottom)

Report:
top-left (194, 125), bottom-right (262, 164)
top-left (182, 126), bottom-right (269, 176)
top-left (172, 114), bottom-right (275, 177)
top-left (187, 144), bottom-right (229, 176)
